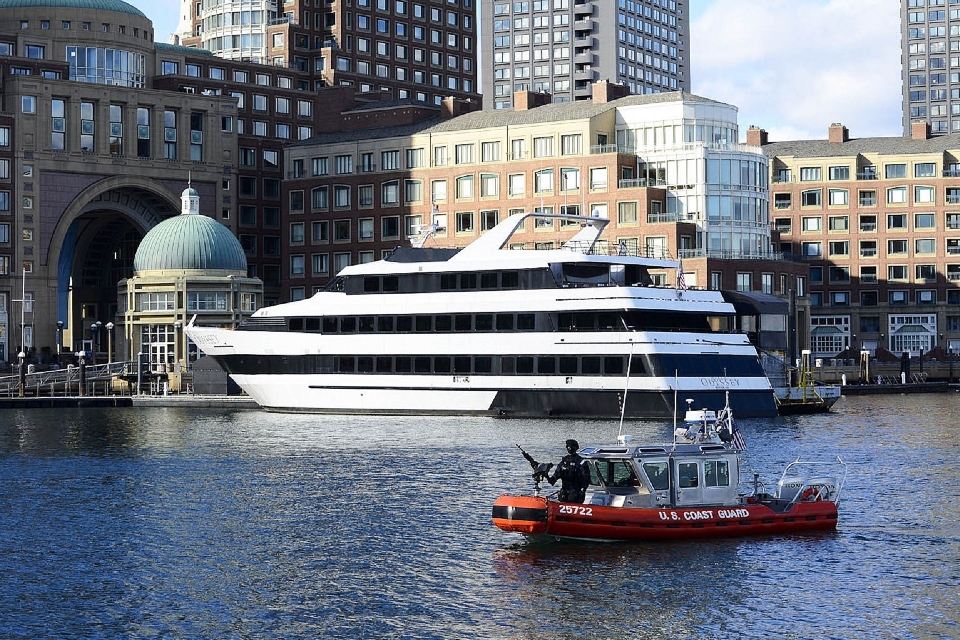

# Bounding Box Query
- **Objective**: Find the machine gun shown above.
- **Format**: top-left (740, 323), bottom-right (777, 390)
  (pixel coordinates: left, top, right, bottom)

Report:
top-left (516, 444), bottom-right (553, 490)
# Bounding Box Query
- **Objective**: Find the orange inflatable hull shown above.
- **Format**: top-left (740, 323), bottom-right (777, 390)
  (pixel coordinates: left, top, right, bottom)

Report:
top-left (492, 494), bottom-right (838, 541)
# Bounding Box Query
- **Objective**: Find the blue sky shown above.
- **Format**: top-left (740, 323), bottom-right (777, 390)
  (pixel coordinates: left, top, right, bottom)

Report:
top-left (147, 0), bottom-right (903, 142)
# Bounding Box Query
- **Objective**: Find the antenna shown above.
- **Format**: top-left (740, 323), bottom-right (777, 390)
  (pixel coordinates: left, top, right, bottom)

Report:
top-left (617, 340), bottom-right (634, 440)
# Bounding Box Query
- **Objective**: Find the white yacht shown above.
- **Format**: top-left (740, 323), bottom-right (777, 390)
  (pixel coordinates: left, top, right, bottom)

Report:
top-left (185, 212), bottom-right (778, 417)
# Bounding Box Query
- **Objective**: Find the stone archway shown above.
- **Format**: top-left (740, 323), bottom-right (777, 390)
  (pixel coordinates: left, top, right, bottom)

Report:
top-left (47, 178), bottom-right (180, 360)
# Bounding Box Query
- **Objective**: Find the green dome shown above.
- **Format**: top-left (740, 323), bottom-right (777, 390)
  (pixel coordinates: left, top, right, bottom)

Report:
top-left (134, 214), bottom-right (247, 272)
top-left (0, 0), bottom-right (148, 18)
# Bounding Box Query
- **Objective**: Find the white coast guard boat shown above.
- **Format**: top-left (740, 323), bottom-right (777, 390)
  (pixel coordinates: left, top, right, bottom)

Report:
top-left (185, 212), bottom-right (778, 417)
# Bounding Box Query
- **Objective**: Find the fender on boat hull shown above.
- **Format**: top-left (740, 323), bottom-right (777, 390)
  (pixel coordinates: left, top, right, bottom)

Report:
top-left (492, 495), bottom-right (549, 535)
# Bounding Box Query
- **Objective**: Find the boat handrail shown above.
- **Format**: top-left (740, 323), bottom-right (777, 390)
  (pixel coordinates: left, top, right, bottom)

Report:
top-left (777, 456), bottom-right (847, 505)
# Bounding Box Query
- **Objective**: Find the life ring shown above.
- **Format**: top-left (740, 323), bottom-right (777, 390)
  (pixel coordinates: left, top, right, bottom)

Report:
top-left (801, 486), bottom-right (824, 502)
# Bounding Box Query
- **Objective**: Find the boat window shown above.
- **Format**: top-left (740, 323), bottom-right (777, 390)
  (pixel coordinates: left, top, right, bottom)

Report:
top-left (305, 317), bottom-right (321, 332)
top-left (496, 314), bottom-right (514, 331)
top-left (359, 316), bottom-right (375, 333)
top-left (340, 317), bottom-right (357, 333)
top-left (642, 462), bottom-right (669, 491)
top-left (455, 314), bottom-right (472, 331)
top-left (395, 356), bottom-right (412, 372)
top-left (289, 317), bottom-right (304, 331)
top-left (657, 354), bottom-right (764, 378)
top-left (454, 356), bottom-right (471, 373)
top-left (559, 356), bottom-right (578, 374)
top-left (582, 356), bottom-right (601, 374)
top-left (414, 357), bottom-right (431, 373)
top-left (476, 314), bottom-right (493, 331)
top-left (440, 273), bottom-right (457, 290)
top-left (322, 317), bottom-right (338, 333)
top-left (475, 356), bottom-right (492, 373)
top-left (517, 313), bottom-right (535, 330)
top-left (516, 356), bottom-right (534, 374)
top-left (396, 316), bottom-right (413, 332)
top-left (501, 356), bottom-right (515, 374)
top-left (363, 277), bottom-right (380, 293)
top-left (337, 356), bottom-right (355, 373)
top-left (678, 462), bottom-right (699, 488)
top-left (537, 356), bottom-right (555, 374)
top-left (590, 459), bottom-right (640, 488)
top-left (357, 357), bottom-right (374, 373)
top-left (603, 356), bottom-right (624, 375)
top-left (501, 271), bottom-right (519, 288)
top-left (375, 356), bottom-right (392, 373)
top-left (480, 272), bottom-right (498, 289)
top-left (598, 312), bottom-right (619, 330)
top-left (415, 315), bottom-right (433, 332)
top-left (704, 460), bottom-right (730, 487)
top-left (377, 316), bottom-right (394, 332)
top-left (435, 315), bottom-right (453, 332)
top-left (629, 357), bottom-right (645, 375)
top-left (460, 273), bottom-right (477, 289)
top-left (382, 276), bottom-right (399, 292)
top-left (434, 356), bottom-right (451, 373)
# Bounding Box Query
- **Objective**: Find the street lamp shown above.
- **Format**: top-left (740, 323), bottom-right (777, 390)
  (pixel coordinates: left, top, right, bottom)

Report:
top-left (76, 351), bottom-right (86, 397)
top-left (56, 320), bottom-right (63, 361)
top-left (90, 321), bottom-right (101, 365)
top-left (17, 350), bottom-right (25, 398)
top-left (172, 321), bottom-right (182, 371)
top-left (106, 322), bottom-right (114, 365)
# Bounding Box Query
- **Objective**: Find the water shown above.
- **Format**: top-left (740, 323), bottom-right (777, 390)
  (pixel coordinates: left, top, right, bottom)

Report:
top-left (1, 393), bottom-right (958, 639)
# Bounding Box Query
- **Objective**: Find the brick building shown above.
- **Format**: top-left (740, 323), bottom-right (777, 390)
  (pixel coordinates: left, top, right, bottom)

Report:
top-left (758, 121), bottom-right (960, 358)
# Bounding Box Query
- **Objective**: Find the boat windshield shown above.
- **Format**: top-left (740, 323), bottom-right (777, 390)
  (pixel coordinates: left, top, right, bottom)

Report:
top-left (588, 459), bottom-right (642, 489)
top-left (642, 461), bottom-right (669, 491)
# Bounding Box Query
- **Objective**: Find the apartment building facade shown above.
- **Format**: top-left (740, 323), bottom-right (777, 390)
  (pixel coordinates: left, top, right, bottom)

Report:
top-left (281, 89), bottom-right (808, 348)
top-left (902, 0), bottom-right (960, 136)
top-left (0, 0), bottom-right (409, 365)
top-left (759, 122), bottom-right (960, 358)
top-left (174, 0), bottom-right (480, 105)
top-left (481, 0), bottom-right (688, 109)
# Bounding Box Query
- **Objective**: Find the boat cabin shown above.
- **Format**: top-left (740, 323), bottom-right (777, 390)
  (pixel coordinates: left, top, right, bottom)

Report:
top-left (579, 443), bottom-right (742, 510)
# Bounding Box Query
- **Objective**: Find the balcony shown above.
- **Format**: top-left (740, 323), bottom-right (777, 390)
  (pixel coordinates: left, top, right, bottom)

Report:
top-left (860, 274), bottom-right (878, 283)
top-left (774, 200), bottom-right (792, 209)
top-left (856, 171), bottom-right (878, 180)
top-left (948, 271), bottom-right (960, 281)
top-left (574, 18), bottom-right (595, 32)
top-left (859, 248), bottom-right (877, 257)
top-left (859, 196), bottom-right (877, 206)
top-left (574, 1), bottom-right (594, 16)
top-left (947, 193), bottom-right (960, 204)
top-left (859, 222), bottom-right (877, 232)
top-left (574, 51), bottom-right (595, 65)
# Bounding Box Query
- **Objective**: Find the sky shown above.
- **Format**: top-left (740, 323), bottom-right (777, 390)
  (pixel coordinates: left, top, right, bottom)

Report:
top-left (146, 0), bottom-right (904, 143)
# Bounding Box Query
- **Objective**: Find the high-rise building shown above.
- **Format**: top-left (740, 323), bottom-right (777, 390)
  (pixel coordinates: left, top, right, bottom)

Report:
top-left (481, 0), bottom-right (689, 109)
top-left (902, 1), bottom-right (960, 136)
top-left (173, 0), bottom-right (480, 104)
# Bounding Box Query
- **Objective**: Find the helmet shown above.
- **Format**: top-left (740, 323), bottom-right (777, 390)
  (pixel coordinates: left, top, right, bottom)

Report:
top-left (565, 439), bottom-right (579, 451)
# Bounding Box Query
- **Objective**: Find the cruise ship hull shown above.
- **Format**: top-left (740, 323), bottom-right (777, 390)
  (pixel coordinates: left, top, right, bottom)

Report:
top-left (188, 327), bottom-right (779, 418)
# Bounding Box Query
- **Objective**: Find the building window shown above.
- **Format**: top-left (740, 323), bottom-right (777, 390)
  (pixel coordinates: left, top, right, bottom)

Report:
top-left (801, 189), bottom-right (821, 207)
top-left (799, 167), bottom-right (821, 181)
top-left (163, 110), bottom-right (177, 159)
top-left (80, 101), bottom-right (95, 151)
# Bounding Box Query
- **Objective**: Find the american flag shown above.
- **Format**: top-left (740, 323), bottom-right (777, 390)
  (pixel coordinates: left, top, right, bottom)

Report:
top-left (677, 261), bottom-right (687, 291)
top-left (731, 419), bottom-right (746, 451)
top-left (716, 409), bottom-right (746, 450)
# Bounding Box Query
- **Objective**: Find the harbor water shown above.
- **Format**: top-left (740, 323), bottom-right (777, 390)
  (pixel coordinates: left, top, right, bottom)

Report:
top-left (1, 393), bottom-right (958, 639)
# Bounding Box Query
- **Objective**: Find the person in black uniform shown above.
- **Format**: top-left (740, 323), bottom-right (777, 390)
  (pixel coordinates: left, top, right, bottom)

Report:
top-left (549, 439), bottom-right (590, 503)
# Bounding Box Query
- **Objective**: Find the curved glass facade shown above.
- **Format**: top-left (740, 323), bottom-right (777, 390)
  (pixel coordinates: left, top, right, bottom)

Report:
top-left (67, 46), bottom-right (146, 88)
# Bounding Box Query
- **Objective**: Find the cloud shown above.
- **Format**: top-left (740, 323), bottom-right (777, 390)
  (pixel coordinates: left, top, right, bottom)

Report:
top-left (691, 0), bottom-right (902, 141)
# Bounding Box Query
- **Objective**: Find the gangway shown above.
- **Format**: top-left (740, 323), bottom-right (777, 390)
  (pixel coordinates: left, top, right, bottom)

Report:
top-left (0, 361), bottom-right (135, 397)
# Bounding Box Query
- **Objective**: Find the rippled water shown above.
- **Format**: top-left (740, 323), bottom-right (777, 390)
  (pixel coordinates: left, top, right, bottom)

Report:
top-left (1, 393), bottom-right (958, 639)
